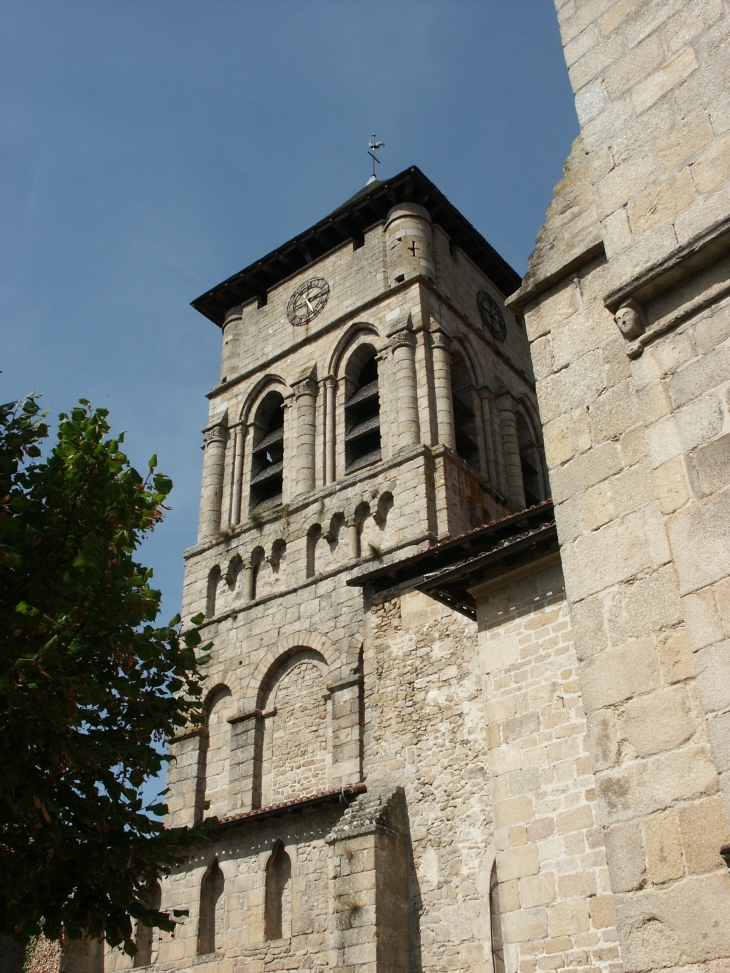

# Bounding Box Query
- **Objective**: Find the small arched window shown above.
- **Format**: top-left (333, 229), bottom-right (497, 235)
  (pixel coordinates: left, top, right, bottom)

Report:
top-left (265, 842), bottom-right (292, 941)
top-left (517, 412), bottom-right (543, 507)
top-left (250, 391), bottom-right (285, 511)
top-left (206, 565), bottom-right (221, 618)
top-left (490, 861), bottom-right (505, 973)
top-left (198, 859), bottom-right (225, 955)
top-left (133, 883), bottom-right (162, 968)
top-left (250, 546), bottom-right (265, 599)
top-left (306, 524), bottom-right (321, 579)
top-left (345, 346), bottom-right (381, 472)
top-left (451, 352), bottom-right (480, 472)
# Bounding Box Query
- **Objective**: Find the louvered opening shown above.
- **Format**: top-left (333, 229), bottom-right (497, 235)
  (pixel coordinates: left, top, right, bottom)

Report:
top-left (451, 352), bottom-right (480, 473)
top-left (345, 351), bottom-right (381, 472)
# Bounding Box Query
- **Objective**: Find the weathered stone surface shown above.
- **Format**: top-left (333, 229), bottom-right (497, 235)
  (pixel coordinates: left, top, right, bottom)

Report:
top-left (94, 4), bottom-right (730, 973)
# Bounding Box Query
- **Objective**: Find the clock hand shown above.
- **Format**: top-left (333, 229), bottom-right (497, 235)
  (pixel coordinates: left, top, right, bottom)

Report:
top-left (305, 298), bottom-right (314, 313)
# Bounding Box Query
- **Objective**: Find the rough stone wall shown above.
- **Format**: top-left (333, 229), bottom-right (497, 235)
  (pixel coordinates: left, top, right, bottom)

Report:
top-left (363, 590), bottom-right (494, 973)
top-left (556, 0), bottom-right (730, 290)
top-left (353, 570), bottom-right (611, 973)
top-left (506, 2), bottom-right (730, 970)
top-left (262, 654), bottom-right (328, 805)
top-left (475, 558), bottom-right (620, 973)
top-left (103, 806), bottom-right (340, 973)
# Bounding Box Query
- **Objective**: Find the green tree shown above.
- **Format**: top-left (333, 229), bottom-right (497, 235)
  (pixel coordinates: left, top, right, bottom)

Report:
top-left (0, 396), bottom-right (213, 955)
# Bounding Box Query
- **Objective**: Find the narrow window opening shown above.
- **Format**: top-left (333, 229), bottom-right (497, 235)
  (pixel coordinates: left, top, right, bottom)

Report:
top-left (265, 842), bottom-right (292, 941)
top-left (250, 546), bottom-right (265, 599)
top-left (250, 391), bottom-right (284, 511)
top-left (306, 524), bottom-right (321, 579)
top-left (345, 349), bottom-right (381, 473)
top-left (133, 883), bottom-right (161, 968)
top-left (198, 859), bottom-right (224, 955)
top-left (206, 565), bottom-right (221, 618)
top-left (490, 861), bottom-right (505, 973)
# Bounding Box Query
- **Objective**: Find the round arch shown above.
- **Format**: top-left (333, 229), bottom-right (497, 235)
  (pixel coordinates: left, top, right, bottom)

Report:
top-left (328, 322), bottom-right (381, 378)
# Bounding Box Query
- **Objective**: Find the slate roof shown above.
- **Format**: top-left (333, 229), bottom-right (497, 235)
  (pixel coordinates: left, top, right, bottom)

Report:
top-left (191, 166), bottom-right (522, 326)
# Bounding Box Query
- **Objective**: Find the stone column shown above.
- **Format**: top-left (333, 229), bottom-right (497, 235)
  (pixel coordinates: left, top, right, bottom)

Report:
top-left (479, 390), bottom-right (498, 487)
top-left (324, 375), bottom-right (337, 484)
top-left (293, 375), bottom-right (317, 496)
top-left (230, 424), bottom-right (246, 526)
top-left (347, 517), bottom-right (360, 559)
top-left (198, 423), bottom-right (228, 541)
top-left (431, 329), bottom-right (455, 450)
top-left (389, 329), bottom-right (419, 449)
top-left (243, 557), bottom-right (255, 602)
top-left (498, 392), bottom-right (526, 510)
top-left (489, 395), bottom-right (508, 497)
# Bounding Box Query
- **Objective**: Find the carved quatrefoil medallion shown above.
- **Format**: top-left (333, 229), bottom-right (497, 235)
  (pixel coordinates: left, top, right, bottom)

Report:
top-left (477, 290), bottom-right (507, 341)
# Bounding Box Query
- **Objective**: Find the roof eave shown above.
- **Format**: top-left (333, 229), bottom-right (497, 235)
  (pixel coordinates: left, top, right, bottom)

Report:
top-left (191, 166), bottom-right (522, 327)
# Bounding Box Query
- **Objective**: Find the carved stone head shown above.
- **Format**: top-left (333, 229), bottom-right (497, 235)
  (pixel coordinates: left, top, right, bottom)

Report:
top-left (614, 299), bottom-right (646, 340)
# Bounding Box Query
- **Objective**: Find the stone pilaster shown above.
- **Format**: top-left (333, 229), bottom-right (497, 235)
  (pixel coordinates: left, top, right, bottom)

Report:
top-left (497, 389), bottom-right (525, 510)
top-left (228, 711), bottom-right (263, 812)
top-left (327, 788), bottom-right (411, 973)
top-left (166, 730), bottom-right (205, 828)
top-left (230, 423), bottom-right (246, 527)
top-left (293, 375), bottom-right (317, 497)
top-left (431, 329), bottom-right (455, 450)
top-left (389, 329), bottom-right (419, 449)
top-left (327, 677), bottom-right (363, 787)
top-left (479, 389), bottom-right (498, 489)
top-left (198, 422), bottom-right (228, 541)
top-left (324, 374), bottom-right (337, 484)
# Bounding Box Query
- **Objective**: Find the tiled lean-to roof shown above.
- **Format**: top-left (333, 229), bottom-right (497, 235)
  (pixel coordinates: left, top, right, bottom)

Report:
top-left (348, 501), bottom-right (557, 620)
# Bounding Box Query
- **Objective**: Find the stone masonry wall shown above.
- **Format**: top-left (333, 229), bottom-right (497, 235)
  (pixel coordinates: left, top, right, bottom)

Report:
top-left (475, 557), bottom-right (620, 973)
top-left (104, 805), bottom-right (341, 973)
top-left (506, 2), bottom-right (730, 969)
top-left (357, 564), bottom-right (614, 973)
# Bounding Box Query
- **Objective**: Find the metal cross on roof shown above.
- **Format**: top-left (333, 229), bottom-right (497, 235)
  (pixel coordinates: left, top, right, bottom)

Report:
top-left (367, 134), bottom-right (385, 184)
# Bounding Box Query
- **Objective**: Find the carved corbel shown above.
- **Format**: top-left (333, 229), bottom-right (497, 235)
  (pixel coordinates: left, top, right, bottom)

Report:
top-left (614, 298), bottom-right (646, 340)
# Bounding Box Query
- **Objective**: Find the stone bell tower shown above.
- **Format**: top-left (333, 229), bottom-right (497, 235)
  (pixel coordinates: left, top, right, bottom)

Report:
top-left (102, 167), bottom-right (547, 973)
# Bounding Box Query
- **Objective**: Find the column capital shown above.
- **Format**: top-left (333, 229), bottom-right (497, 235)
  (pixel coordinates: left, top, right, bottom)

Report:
top-left (389, 328), bottom-right (416, 352)
top-left (293, 375), bottom-right (318, 398)
top-left (430, 328), bottom-right (452, 350)
top-left (323, 373), bottom-right (338, 390)
top-left (495, 381), bottom-right (515, 406)
top-left (203, 424), bottom-right (228, 446)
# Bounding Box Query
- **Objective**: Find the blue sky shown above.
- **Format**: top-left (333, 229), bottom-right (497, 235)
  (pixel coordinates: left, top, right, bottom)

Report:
top-left (1, 0), bottom-right (577, 631)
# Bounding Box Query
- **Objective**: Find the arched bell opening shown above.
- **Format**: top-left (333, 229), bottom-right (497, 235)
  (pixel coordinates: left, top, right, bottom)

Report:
top-left (344, 345), bottom-right (381, 473)
top-left (451, 351), bottom-right (480, 472)
top-left (250, 391), bottom-right (285, 511)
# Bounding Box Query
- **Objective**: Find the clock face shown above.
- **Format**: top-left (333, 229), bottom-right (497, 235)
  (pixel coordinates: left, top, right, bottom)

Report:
top-left (477, 290), bottom-right (507, 341)
top-left (287, 277), bottom-right (330, 327)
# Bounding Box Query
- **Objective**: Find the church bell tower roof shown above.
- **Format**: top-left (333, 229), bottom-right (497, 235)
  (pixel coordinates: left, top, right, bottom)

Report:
top-left (191, 165), bottom-right (521, 327)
